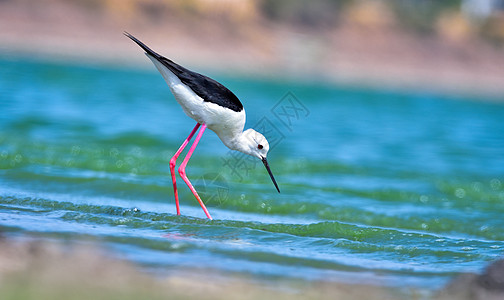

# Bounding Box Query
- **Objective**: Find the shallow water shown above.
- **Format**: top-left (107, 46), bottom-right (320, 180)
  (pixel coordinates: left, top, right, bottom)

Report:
top-left (1, 57), bottom-right (503, 289)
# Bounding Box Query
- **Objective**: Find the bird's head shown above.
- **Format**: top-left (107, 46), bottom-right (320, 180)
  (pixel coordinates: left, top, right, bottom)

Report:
top-left (240, 129), bottom-right (280, 193)
top-left (241, 129), bottom-right (270, 159)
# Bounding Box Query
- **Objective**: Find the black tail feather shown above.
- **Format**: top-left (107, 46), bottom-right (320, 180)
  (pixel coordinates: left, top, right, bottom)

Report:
top-left (124, 32), bottom-right (161, 59)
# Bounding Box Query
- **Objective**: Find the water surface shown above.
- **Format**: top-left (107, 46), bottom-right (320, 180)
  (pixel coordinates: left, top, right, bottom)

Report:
top-left (1, 57), bottom-right (503, 289)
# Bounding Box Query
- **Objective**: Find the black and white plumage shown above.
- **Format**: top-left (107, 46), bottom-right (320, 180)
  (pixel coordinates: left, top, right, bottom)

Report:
top-left (126, 33), bottom-right (243, 113)
top-left (125, 32), bottom-right (279, 219)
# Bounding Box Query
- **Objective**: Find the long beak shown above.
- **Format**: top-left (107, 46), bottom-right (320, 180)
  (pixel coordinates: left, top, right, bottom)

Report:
top-left (261, 156), bottom-right (280, 193)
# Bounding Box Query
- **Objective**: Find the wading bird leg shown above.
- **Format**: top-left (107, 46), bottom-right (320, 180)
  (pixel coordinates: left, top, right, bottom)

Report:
top-left (178, 123), bottom-right (212, 220)
top-left (169, 123), bottom-right (200, 215)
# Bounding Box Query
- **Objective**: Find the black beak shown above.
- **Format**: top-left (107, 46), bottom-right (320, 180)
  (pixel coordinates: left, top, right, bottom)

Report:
top-left (261, 156), bottom-right (280, 193)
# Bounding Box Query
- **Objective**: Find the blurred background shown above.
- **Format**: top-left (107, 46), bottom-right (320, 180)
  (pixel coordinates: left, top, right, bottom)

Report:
top-left (1, 1), bottom-right (504, 298)
top-left (1, 0), bottom-right (504, 96)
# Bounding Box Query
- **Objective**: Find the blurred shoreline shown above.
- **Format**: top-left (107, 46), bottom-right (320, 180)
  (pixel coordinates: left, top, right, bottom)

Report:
top-left (0, 237), bottom-right (411, 300)
top-left (1, 237), bottom-right (502, 300)
top-left (1, 0), bottom-right (504, 99)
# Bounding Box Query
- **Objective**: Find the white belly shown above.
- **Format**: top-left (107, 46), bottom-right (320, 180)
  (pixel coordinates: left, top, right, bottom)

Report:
top-left (148, 55), bottom-right (246, 146)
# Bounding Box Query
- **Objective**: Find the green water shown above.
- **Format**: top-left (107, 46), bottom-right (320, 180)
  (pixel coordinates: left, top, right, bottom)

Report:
top-left (1, 57), bottom-right (503, 288)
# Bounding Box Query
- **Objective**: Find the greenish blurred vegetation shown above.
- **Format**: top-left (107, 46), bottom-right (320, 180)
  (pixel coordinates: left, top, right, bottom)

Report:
top-left (389, 0), bottom-right (462, 33)
top-left (259, 0), bottom-right (347, 28)
top-left (13, 0), bottom-right (501, 44)
top-left (257, 0), bottom-right (504, 43)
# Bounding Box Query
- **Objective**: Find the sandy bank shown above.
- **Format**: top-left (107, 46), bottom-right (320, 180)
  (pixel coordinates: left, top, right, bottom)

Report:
top-left (2, 236), bottom-right (503, 300)
top-left (0, 237), bottom-right (410, 300)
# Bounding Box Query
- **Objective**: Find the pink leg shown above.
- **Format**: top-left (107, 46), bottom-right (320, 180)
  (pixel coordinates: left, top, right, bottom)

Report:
top-left (178, 123), bottom-right (213, 220)
top-left (169, 123), bottom-right (200, 215)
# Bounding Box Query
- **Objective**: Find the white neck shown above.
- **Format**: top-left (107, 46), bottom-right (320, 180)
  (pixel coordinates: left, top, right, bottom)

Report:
top-left (223, 131), bottom-right (248, 152)
top-left (215, 127), bottom-right (268, 160)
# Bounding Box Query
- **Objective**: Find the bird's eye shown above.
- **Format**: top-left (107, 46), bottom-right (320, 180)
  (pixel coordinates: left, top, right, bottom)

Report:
top-left (257, 144), bottom-right (263, 150)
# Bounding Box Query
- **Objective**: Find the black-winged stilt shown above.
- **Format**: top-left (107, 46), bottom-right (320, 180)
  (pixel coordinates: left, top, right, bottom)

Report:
top-left (125, 32), bottom-right (280, 220)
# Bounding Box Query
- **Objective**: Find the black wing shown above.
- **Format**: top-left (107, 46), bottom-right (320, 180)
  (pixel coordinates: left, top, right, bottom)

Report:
top-left (125, 32), bottom-right (243, 112)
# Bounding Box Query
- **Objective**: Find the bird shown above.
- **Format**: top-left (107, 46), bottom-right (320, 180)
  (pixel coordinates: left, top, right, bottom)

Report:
top-left (125, 32), bottom-right (280, 220)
